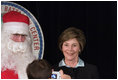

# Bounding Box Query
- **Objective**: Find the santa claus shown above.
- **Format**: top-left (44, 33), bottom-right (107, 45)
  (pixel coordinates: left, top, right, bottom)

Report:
top-left (1, 11), bottom-right (36, 79)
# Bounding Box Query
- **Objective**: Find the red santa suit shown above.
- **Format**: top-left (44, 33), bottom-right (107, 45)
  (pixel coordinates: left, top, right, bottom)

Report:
top-left (1, 11), bottom-right (35, 79)
top-left (1, 69), bottom-right (18, 79)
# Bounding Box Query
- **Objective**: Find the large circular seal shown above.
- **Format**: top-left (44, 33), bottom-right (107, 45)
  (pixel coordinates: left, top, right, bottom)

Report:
top-left (1, 1), bottom-right (44, 59)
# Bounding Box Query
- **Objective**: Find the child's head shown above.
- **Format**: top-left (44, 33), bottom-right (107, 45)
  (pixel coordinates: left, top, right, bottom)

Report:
top-left (26, 59), bottom-right (52, 79)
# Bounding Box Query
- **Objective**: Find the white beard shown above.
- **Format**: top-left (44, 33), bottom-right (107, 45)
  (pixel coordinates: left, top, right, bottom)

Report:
top-left (1, 31), bottom-right (36, 79)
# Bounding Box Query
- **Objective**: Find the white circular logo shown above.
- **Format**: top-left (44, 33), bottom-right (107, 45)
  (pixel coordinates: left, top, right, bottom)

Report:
top-left (1, 1), bottom-right (44, 59)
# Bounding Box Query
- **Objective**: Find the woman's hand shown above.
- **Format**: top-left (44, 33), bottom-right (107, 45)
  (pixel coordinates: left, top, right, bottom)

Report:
top-left (59, 69), bottom-right (71, 79)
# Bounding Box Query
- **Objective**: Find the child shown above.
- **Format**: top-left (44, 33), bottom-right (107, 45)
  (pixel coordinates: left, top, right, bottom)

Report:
top-left (26, 59), bottom-right (52, 79)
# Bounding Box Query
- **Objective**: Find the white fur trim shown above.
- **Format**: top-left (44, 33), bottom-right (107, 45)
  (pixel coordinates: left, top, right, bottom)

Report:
top-left (3, 22), bottom-right (29, 34)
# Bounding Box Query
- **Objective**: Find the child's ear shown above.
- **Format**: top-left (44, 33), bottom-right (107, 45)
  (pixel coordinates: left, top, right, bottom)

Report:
top-left (52, 69), bottom-right (54, 72)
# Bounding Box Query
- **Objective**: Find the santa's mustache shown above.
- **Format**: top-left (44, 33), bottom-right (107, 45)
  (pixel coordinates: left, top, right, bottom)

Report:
top-left (7, 38), bottom-right (31, 54)
top-left (8, 42), bottom-right (27, 53)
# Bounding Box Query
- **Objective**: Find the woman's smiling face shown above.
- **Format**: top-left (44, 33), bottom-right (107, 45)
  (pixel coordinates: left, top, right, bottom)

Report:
top-left (62, 38), bottom-right (80, 61)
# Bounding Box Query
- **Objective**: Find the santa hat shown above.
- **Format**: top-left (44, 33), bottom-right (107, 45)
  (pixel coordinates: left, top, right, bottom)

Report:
top-left (3, 11), bottom-right (29, 25)
top-left (2, 11), bottom-right (30, 34)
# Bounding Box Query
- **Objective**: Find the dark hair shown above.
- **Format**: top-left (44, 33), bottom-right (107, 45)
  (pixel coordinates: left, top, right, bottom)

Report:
top-left (58, 27), bottom-right (86, 53)
top-left (26, 59), bottom-right (52, 79)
